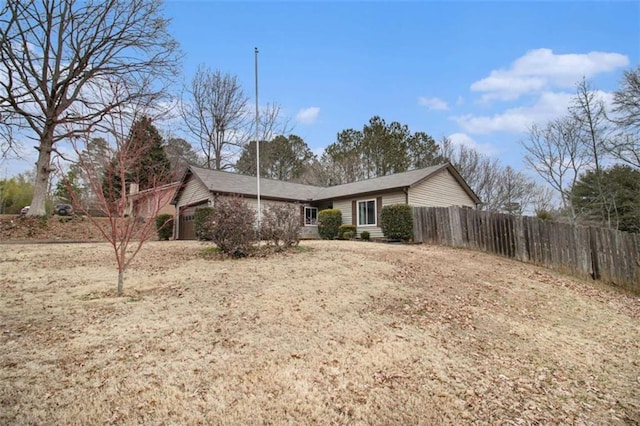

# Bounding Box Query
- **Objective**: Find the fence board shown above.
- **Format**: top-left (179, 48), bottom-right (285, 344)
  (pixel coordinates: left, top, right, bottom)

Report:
top-left (413, 206), bottom-right (640, 294)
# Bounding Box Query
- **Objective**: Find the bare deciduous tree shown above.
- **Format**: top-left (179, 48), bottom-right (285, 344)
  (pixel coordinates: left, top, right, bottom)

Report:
top-left (522, 117), bottom-right (589, 223)
top-left (180, 64), bottom-right (291, 172)
top-left (492, 166), bottom-right (529, 214)
top-left (610, 67), bottom-right (640, 168)
top-left (612, 66), bottom-right (640, 132)
top-left (439, 137), bottom-right (501, 211)
top-left (249, 102), bottom-right (292, 145)
top-left (571, 78), bottom-right (609, 173)
top-left (571, 78), bottom-right (614, 226)
top-left (180, 65), bottom-right (248, 170)
top-left (530, 185), bottom-right (558, 217)
top-left (440, 137), bottom-right (549, 215)
top-left (0, 0), bottom-right (180, 216)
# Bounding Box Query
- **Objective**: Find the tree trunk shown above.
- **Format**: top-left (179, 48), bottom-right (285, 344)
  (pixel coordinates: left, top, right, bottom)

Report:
top-left (117, 269), bottom-right (125, 296)
top-left (28, 133), bottom-right (54, 216)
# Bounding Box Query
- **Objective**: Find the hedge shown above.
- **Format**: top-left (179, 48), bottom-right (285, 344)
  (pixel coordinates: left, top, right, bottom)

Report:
top-left (338, 224), bottom-right (357, 239)
top-left (380, 204), bottom-right (413, 241)
top-left (318, 209), bottom-right (342, 239)
top-left (155, 214), bottom-right (174, 240)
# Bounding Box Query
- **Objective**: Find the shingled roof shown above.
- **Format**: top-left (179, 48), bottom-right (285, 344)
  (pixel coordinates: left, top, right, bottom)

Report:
top-left (189, 167), bottom-right (320, 201)
top-left (173, 163), bottom-right (480, 204)
top-left (314, 164), bottom-right (450, 200)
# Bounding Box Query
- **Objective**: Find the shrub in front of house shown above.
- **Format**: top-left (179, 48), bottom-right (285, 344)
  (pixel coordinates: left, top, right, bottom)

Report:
top-left (194, 207), bottom-right (214, 241)
top-left (261, 203), bottom-right (300, 250)
top-left (209, 197), bottom-right (257, 257)
top-left (360, 230), bottom-right (370, 241)
top-left (318, 209), bottom-right (342, 239)
top-left (380, 204), bottom-right (414, 241)
top-left (154, 214), bottom-right (174, 240)
top-left (338, 224), bottom-right (357, 239)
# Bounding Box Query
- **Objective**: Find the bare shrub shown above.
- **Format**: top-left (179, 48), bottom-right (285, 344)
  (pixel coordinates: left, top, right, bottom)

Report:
top-left (262, 203), bottom-right (301, 250)
top-left (210, 197), bottom-right (257, 257)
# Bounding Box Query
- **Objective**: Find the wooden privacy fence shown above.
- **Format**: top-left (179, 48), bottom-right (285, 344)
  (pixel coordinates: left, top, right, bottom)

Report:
top-left (413, 206), bottom-right (640, 294)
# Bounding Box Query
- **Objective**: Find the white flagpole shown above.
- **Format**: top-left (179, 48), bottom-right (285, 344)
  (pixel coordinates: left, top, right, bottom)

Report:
top-left (254, 47), bottom-right (261, 236)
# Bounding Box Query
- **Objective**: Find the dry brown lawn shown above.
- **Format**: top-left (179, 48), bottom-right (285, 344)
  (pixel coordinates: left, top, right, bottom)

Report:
top-left (1, 240), bottom-right (639, 425)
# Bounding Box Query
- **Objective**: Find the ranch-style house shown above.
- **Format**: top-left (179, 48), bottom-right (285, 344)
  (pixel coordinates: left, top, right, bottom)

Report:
top-left (170, 162), bottom-right (481, 240)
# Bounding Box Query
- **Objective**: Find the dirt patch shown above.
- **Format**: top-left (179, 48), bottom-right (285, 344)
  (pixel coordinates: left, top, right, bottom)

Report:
top-left (1, 241), bottom-right (638, 424)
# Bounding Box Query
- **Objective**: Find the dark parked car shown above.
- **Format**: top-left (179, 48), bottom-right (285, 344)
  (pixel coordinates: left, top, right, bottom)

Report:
top-left (54, 204), bottom-right (74, 216)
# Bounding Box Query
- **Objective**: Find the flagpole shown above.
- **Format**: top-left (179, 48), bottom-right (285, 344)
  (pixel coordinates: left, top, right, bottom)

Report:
top-left (254, 47), bottom-right (261, 236)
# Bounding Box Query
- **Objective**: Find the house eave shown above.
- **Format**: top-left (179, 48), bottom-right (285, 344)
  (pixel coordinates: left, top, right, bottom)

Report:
top-left (312, 186), bottom-right (409, 203)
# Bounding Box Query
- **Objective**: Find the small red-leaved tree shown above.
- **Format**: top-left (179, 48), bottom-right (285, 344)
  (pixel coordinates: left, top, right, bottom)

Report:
top-left (58, 86), bottom-right (174, 296)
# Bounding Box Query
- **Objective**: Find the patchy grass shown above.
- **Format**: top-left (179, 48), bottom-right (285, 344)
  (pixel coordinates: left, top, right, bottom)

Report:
top-left (0, 240), bottom-right (638, 425)
top-left (199, 245), bottom-right (220, 257)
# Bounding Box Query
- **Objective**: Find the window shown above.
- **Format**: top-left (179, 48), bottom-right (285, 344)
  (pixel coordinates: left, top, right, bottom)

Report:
top-left (357, 199), bottom-right (376, 226)
top-left (304, 206), bottom-right (318, 226)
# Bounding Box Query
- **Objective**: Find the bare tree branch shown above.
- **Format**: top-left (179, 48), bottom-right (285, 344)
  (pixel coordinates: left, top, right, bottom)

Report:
top-left (55, 80), bottom-right (173, 296)
top-left (522, 117), bottom-right (589, 223)
top-left (0, 0), bottom-right (180, 215)
top-left (612, 66), bottom-right (640, 132)
top-left (180, 65), bottom-right (248, 170)
top-left (609, 66), bottom-right (640, 168)
top-left (571, 78), bottom-right (615, 226)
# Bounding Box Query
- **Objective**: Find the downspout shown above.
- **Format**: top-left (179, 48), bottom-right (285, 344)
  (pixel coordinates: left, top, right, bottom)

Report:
top-left (403, 187), bottom-right (409, 205)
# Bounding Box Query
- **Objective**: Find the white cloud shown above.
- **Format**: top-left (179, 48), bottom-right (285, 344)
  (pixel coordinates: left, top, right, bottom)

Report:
top-left (471, 48), bottom-right (628, 101)
top-left (455, 91), bottom-right (574, 134)
top-left (456, 89), bottom-right (615, 134)
top-left (295, 107), bottom-right (320, 125)
top-left (447, 132), bottom-right (497, 156)
top-left (418, 96), bottom-right (449, 111)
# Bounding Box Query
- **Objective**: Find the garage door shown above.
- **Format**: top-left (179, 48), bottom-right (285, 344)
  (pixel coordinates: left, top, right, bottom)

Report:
top-left (178, 206), bottom-right (197, 240)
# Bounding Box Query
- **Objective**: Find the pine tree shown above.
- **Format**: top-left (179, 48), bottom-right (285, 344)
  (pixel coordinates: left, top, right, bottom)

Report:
top-left (126, 116), bottom-right (172, 190)
top-left (102, 116), bottom-right (172, 208)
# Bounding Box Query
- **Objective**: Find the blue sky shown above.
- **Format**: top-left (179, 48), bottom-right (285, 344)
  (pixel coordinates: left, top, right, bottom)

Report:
top-left (3, 0), bottom-right (639, 177)
top-left (165, 0), bottom-right (638, 170)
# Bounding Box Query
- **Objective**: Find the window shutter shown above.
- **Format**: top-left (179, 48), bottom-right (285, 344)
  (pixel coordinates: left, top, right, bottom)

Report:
top-left (351, 200), bottom-right (357, 225)
top-left (376, 197), bottom-right (382, 226)
top-left (300, 205), bottom-right (305, 226)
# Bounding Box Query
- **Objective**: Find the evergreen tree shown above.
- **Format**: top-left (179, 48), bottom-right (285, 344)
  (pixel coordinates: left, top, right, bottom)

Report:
top-left (572, 164), bottom-right (640, 233)
top-left (235, 134), bottom-right (315, 181)
top-left (321, 116), bottom-right (442, 184)
top-left (126, 116), bottom-right (172, 190)
top-left (102, 116), bottom-right (172, 207)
